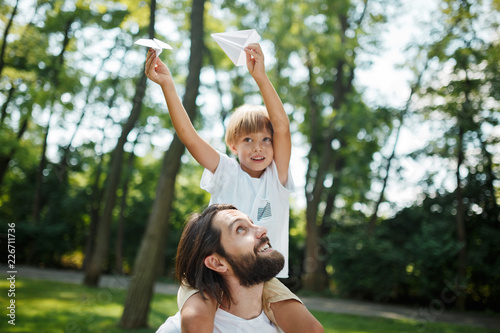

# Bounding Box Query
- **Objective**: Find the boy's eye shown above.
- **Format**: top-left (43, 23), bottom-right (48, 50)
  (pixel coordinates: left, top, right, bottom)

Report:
top-left (263, 137), bottom-right (272, 142)
top-left (243, 137), bottom-right (252, 143)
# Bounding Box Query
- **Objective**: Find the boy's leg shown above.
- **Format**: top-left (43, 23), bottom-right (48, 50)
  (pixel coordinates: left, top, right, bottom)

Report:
top-left (270, 299), bottom-right (324, 333)
top-left (263, 278), bottom-right (324, 333)
top-left (180, 292), bottom-right (217, 333)
top-left (177, 284), bottom-right (217, 333)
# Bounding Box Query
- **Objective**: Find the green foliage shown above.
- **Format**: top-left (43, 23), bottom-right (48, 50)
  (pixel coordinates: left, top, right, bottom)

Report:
top-left (1, 0), bottom-right (499, 317)
top-left (0, 167), bottom-right (38, 225)
top-left (330, 183), bottom-right (500, 311)
top-left (106, 155), bottom-right (210, 277)
top-left (0, 152), bottom-right (93, 266)
top-left (406, 0), bottom-right (500, 311)
top-left (164, 160), bottom-right (211, 274)
top-left (108, 154), bottom-right (162, 271)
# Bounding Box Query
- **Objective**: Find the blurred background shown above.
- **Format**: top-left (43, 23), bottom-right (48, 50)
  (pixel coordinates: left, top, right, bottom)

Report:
top-left (0, 0), bottom-right (499, 327)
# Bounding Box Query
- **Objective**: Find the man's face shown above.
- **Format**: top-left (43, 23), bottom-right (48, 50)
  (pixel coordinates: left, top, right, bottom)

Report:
top-left (213, 209), bottom-right (284, 287)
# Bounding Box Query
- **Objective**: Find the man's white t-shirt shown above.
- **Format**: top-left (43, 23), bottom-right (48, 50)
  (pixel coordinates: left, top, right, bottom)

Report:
top-left (156, 309), bottom-right (279, 333)
top-left (200, 152), bottom-right (295, 278)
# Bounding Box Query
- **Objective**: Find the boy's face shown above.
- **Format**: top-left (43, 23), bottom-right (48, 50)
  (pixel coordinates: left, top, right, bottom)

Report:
top-left (230, 128), bottom-right (274, 178)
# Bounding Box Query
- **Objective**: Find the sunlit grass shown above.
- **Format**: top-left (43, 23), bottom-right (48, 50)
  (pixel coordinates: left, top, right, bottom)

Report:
top-left (0, 278), bottom-right (497, 333)
top-left (0, 278), bottom-right (177, 333)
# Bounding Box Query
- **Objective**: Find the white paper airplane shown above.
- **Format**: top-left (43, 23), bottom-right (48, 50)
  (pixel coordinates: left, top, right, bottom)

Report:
top-left (134, 38), bottom-right (173, 57)
top-left (211, 29), bottom-right (261, 66)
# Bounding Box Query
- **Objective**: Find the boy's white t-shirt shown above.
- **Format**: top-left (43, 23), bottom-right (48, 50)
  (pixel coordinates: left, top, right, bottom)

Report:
top-left (156, 309), bottom-right (279, 333)
top-left (200, 151), bottom-right (295, 278)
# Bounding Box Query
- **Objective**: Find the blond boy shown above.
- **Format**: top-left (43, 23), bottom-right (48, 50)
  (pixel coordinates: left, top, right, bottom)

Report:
top-left (145, 43), bottom-right (323, 333)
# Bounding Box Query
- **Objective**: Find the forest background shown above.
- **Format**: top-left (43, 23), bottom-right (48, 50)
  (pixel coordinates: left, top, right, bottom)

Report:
top-left (0, 0), bottom-right (499, 328)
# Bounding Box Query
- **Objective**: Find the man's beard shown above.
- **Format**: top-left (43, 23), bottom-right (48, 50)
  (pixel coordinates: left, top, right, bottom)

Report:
top-left (223, 237), bottom-right (285, 287)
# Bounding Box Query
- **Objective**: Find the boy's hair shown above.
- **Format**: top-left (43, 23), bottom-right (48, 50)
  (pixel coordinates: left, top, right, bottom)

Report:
top-left (225, 104), bottom-right (273, 147)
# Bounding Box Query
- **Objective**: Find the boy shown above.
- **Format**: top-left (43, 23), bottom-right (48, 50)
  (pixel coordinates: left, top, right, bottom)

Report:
top-left (145, 43), bottom-right (323, 333)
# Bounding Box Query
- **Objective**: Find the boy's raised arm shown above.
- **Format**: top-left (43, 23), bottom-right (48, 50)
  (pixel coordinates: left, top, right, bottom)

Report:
top-left (245, 44), bottom-right (291, 186)
top-left (145, 49), bottom-right (219, 174)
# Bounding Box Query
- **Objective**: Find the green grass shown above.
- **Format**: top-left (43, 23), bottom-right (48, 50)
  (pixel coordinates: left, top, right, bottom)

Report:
top-left (312, 310), bottom-right (498, 333)
top-left (0, 278), bottom-right (497, 333)
top-left (0, 278), bottom-right (176, 333)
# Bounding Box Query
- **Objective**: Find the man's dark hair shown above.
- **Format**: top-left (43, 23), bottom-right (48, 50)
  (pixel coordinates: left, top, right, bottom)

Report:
top-left (175, 204), bottom-right (237, 306)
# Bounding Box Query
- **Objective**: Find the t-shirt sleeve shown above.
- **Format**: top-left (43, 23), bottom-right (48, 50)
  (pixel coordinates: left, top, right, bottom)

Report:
top-left (270, 161), bottom-right (295, 193)
top-left (200, 151), bottom-right (237, 194)
top-left (283, 166), bottom-right (295, 193)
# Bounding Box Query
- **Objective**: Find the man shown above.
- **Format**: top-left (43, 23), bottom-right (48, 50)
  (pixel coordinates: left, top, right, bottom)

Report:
top-left (156, 204), bottom-right (323, 332)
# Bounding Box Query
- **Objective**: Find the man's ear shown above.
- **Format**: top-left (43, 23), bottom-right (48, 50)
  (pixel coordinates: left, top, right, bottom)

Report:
top-left (204, 254), bottom-right (228, 273)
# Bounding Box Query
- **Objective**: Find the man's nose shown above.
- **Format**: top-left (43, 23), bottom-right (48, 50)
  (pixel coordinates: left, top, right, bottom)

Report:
top-left (255, 224), bottom-right (267, 238)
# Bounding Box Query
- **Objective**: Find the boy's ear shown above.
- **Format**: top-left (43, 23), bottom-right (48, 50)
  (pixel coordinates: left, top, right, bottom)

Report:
top-left (204, 254), bottom-right (228, 273)
top-left (229, 144), bottom-right (238, 155)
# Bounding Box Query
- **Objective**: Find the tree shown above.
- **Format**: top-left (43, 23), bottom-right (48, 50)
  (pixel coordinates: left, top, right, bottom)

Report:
top-left (272, 0), bottom-right (389, 291)
top-left (82, 66), bottom-right (147, 285)
top-left (368, 59), bottom-right (429, 236)
top-left (82, 0), bottom-right (153, 286)
top-left (119, 0), bottom-right (207, 327)
top-left (414, 0), bottom-right (499, 310)
top-left (0, 0), bottom-right (19, 76)
top-left (0, 0), bottom-right (48, 188)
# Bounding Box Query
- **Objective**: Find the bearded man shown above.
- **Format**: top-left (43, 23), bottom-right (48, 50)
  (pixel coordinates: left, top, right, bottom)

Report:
top-left (156, 204), bottom-right (321, 332)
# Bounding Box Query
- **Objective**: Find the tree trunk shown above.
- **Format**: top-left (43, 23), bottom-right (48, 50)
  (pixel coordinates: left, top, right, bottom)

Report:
top-left (455, 124), bottom-right (467, 311)
top-left (302, 140), bottom-right (335, 291)
top-left (302, 52), bottom-right (326, 291)
top-left (82, 53), bottom-right (127, 271)
top-left (454, 73), bottom-right (472, 311)
top-left (120, 0), bottom-right (206, 327)
top-left (120, 136), bottom-right (185, 328)
top-left (302, 51), bottom-right (354, 292)
top-left (82, 154), bottom-right (105, 271)
top-left (0, 85), bottom-right (15, 128)
top-left (83, 71), bottom-right (147, 287)
top-left (0, 113), bottom-right (29, 190)
top-left (115, 151), bottom-right (136, 274)
top-left (26, 111), bottom-right (52, 264)
top-left (31, 112), bottom-right (52, 224)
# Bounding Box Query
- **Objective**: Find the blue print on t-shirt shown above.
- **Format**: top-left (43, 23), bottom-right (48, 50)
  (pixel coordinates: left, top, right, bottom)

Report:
top-left (257, 201), bottom-right (272, 221)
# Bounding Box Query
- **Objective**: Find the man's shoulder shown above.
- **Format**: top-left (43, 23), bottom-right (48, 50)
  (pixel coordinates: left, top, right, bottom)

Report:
top-left (155, 309), bottom-right (278, 333)
top-left (214, 309), bottom-right (279, 332)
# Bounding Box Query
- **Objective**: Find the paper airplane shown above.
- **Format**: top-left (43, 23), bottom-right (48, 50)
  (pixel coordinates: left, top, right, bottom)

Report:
top-left (134, 38), bottom-right (173, 57)
top-left (211, 29), bottom-right (261, 66)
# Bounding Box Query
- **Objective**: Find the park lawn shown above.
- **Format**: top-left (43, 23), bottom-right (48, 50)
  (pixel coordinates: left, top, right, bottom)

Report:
top-left (0, 278), bottom-right (497, 333)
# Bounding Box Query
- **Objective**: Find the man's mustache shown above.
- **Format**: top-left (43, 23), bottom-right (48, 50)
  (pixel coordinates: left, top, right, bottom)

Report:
top-left (254, 236), bottom-right (271, 253)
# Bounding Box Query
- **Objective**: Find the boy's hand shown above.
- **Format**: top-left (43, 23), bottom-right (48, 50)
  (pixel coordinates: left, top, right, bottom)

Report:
top-left (145, 49), bottom-right (172, 85)
top-left (245, 43), bottom-right (266, 80)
